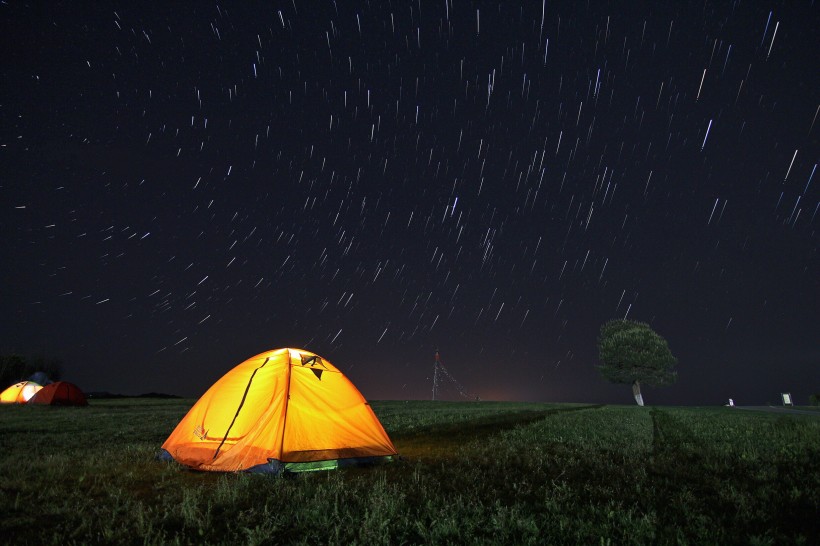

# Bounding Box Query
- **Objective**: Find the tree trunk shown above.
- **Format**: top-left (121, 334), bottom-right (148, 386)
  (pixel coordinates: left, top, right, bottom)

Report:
top-left (632, 380), bottom-right (644, 406)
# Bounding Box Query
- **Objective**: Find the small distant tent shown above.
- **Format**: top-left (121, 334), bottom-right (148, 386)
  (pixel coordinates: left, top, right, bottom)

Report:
top-left (28, 381), bottom-right (88, 406)
top-left (28, 371), bottom-right (53, 386)
top-left (160, 348), bottom-right (397, 473)
top-left (0, 381), bottom-right (43, 404)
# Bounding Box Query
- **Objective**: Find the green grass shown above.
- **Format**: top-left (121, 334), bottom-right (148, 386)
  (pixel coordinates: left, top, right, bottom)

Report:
top-left (1, 400), bottom-right (818, 545)
top-left (792, 405), bottom-right (820, 412)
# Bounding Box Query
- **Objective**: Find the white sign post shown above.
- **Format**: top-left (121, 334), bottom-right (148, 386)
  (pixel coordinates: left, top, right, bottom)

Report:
top-left (781, 393), bottom-right (793, 406)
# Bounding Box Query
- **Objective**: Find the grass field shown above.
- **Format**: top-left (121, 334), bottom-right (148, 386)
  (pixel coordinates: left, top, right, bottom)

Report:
top-left (1, 400), bottom-right (818, 545)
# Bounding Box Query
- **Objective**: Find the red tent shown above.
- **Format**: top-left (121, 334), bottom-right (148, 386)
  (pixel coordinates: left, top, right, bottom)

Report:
top-left (28, 381), bottom-right (88, 406)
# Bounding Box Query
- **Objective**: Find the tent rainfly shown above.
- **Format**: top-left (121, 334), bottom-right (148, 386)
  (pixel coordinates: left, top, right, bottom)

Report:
top-left (28, 381), bottom-right (88, 406)
top-left (0, 381), bottom-right (42, 404)
top-left (159, 348), bottom-right (397, 473)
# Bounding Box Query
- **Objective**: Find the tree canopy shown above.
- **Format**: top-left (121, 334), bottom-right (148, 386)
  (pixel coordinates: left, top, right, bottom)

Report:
top-left (0, 354), bottom-right (63, 387)
top-left (597, 320), bottom-right (677, 388)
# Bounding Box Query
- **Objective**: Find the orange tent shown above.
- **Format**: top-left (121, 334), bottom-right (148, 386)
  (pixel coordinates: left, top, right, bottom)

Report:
top-left (28, 381), bottom-right (88, 406)
top-left (159, 348), bottom-right (397, 473)
top-left (0, 381), bottom-right (42, 404)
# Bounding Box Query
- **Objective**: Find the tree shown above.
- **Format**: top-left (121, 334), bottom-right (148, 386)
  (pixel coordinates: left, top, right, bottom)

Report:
top-left (0, 354), bottom-right (63, 387)
top-left (597, 320), bottom-right (677, 406)
top-left (0, 354), bottom-right (28, 387)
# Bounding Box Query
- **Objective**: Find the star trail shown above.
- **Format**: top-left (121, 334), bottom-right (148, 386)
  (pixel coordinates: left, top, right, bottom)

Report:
top-left (1, 1), bottom-right (817, 404)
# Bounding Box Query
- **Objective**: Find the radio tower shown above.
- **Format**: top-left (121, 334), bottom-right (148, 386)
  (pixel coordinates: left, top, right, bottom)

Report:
top-left (432, 349), bottom-right (478, 401)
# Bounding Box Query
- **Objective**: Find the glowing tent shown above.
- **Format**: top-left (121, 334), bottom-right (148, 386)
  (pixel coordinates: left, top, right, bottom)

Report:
top-left (0, 381), bottom-right (42, 404)
top-left (159, 348), bottom-right (397, 473)
top-left (28, 381), bottom-right (88, 406)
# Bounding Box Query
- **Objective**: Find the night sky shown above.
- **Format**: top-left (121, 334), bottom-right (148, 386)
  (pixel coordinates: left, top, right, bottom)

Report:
top-left (2, 1), bottom-right (817, 405)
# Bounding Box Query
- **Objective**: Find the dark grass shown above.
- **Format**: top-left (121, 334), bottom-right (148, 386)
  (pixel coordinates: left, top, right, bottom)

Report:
top-left (0, 399), bottom-right (818, 545)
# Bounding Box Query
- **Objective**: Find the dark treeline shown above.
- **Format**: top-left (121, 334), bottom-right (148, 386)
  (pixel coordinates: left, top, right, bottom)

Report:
top-left (0, 354), bottom-right (63, 387)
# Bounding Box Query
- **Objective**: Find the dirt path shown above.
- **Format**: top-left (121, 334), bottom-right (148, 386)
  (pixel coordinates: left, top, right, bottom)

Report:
top-left (734, 406), bottom-right (820, 416)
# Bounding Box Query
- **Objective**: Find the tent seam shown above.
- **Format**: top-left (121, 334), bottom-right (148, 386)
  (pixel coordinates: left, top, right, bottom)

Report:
top-left (212, 356), bottom-right (270, 460)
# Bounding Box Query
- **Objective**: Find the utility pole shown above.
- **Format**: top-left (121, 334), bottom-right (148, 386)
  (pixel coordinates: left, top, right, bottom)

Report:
top-left (432, 349), bottom-right (479, 401)
top-left (432, 349), bottom-right (441, 401)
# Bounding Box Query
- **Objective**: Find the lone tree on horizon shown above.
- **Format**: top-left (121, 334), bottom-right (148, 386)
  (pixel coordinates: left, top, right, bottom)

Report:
top-left (597, 320), bottom-right (677, 406)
